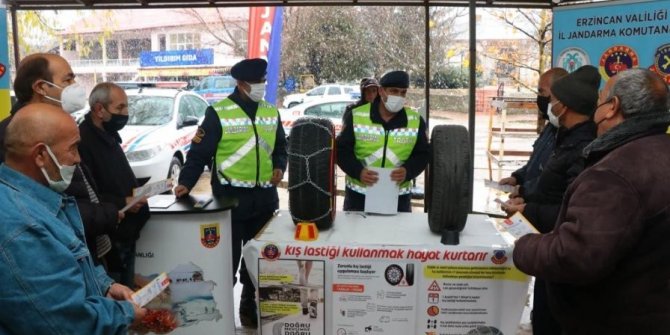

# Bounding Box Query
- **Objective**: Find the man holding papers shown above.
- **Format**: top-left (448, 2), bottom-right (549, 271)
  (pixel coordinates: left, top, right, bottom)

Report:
top-left (336, 70), bottom-right (429, 212)
top-left (79, 82), bottom-right (150, 287)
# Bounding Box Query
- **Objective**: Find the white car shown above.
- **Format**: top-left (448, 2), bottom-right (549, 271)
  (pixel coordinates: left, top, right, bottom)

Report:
top-left (280, 96), bottom-right (356, 137)
top-left (120, 87), bottom-right (208, 185)
top-left (282, 84), bottom-right (357, 108)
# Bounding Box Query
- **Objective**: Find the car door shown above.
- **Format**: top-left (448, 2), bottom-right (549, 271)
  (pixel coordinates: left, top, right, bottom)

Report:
top-left (175, 94), bottom-right (200, 151)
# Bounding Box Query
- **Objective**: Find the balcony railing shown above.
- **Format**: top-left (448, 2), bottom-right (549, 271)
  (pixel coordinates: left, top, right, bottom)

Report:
top-left (69, 58), bottom-right (139, 67)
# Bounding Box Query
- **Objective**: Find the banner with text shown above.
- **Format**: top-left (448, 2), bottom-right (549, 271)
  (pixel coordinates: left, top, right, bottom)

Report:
top-left (553, 0), bottom-right (670, 84)
top-left (247, 6), bottom-right (283, 104)
top-left (0, 6), bottom-right (10, 118)
top-left (139, 49), bottom-right (214, 68)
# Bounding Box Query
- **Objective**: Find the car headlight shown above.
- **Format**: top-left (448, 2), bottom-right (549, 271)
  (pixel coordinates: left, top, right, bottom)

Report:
top-left (125, 145), bottom-right (165, 162)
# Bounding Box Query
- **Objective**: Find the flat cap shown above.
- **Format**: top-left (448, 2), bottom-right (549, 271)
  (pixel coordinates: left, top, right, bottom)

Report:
top-left (231, 58), bottom-right (267, 82)
top-left (380, 70), bottom-right (409, 88)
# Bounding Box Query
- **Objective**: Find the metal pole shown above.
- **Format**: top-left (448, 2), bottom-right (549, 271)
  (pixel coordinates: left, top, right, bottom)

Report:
top-left (468, 0), bottom-right (476, 212)
top-left (10, 6), bottom-right (20, 67)
top-left (424, 3), bottom-right (430, 128)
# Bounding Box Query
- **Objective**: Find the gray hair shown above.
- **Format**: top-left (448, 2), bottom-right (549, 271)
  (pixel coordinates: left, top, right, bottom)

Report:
top-left (607, 68), bottom-right (669, 118)
top-left (88, 82), bottom-right (119, 109)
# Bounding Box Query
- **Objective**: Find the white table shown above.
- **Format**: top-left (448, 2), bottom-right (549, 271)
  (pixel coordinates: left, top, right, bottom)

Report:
top-left (243, 211), bottom-right (529, 335)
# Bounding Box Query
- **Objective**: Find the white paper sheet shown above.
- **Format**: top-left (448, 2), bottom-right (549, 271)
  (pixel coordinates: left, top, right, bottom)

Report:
top-left (364, 167), bottom-right (399, 215)
top-left (148, 195), bottom-right (177, 209)
top-left (133, 178), bottom-right (174, 197)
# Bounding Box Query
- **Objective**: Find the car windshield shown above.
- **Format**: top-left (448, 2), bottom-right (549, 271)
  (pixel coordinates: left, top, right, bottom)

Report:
top-left (127, 95), bottom-right (174, 126)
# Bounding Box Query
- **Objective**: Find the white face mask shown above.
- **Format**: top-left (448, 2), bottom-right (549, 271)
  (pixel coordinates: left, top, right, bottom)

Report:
top-left (383, 95), bottom-right (405, 113)
top-left (42, 81), bottom-right (87, 113)
top-left (243, 82), bottom-right (266, 102)
top-left (40, 144), bottom-right (76, 193)
top-left (547, 103), bottom-right (565, 128)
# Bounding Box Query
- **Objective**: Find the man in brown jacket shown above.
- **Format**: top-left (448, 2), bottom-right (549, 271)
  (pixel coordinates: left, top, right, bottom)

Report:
top-left (513, 68), bottom-right (670, 334)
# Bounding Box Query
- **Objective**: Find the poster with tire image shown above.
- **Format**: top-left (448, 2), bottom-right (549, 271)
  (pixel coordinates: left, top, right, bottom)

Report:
top-left (258, 259), bottom-right (325, 335)
top-left (332, 260), bottom-right (418, 334)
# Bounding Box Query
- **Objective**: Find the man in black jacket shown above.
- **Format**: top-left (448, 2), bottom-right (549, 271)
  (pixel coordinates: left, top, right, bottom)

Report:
top-left (504, 65), bottom-right (599, 335)
top-left (79, 82), bottom-right (150, 287)
top-left (499, 68), bottom-right (567, 197)
top-left (336, 71), bottom-right (429, 212)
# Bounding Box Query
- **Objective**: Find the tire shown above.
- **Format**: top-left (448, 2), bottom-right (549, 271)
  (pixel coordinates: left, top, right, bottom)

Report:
top-left (405, 264), bottom-right (414, 286)
top-left (288, 117), bottom-right (336, 230)
top-left (288, 102), bottom-right (299, 108)
top-left (384, 264), bottom-right (404, 286)
top-left (167, 156), bottom-right (182, 180)
top-left (426, 125), bottom-right (472, 233)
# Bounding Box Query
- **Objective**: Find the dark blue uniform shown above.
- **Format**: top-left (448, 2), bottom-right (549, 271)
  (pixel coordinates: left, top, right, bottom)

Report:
top-left (178, 88), bottom-right (287, 321)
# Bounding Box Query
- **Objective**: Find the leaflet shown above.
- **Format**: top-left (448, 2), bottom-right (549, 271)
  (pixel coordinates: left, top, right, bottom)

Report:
top-left (131, 272), bottom-right (171, 307)
top-left (496, 212), bottom-right (539, 240)
top-left (484, 179), bottom-right (515, 193)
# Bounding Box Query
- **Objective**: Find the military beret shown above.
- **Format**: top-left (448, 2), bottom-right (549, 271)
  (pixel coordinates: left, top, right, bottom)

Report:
top-left (230, 58), bottom-right (267, 82)
top-left (379, 70), bottom-right (409, 88)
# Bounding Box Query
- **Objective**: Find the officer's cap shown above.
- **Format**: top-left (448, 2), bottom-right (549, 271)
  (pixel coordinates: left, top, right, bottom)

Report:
top-left (379, 70), bottom-right (409, 88)
top-left (231, 58), bottom-right (267, 82)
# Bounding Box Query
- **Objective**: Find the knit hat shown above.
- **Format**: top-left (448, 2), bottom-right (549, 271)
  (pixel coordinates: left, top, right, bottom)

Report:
top-left (550, 65), bottom-right (601, 115)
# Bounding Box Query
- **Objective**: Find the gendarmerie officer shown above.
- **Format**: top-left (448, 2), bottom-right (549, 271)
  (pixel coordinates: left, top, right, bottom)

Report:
top-left (336, 70), bottom-right (429, 212)
top-left (175, 58), bottom-right (287, 329)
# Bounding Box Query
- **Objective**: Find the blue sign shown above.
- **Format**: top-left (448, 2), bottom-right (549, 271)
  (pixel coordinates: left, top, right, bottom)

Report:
top-left (140, 49), bottom-right (214, 67)
top-left (553, 0), bottom-right (670, 83)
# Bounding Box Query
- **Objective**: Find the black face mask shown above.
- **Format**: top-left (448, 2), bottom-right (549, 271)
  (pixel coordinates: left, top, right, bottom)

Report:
top-left (103, 112), bottom-right (129, 132)
top-left (536, 95), bottom-right (551, 119)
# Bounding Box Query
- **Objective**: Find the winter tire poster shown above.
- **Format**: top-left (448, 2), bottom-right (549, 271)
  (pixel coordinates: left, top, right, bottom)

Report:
top-left (258, 259), bottom-right (325, 335)
top-left (332, 260), bottom-right (417, 334)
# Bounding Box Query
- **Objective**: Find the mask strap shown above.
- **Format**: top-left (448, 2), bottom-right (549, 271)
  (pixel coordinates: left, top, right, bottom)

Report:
top-left (42, 144), bottom-right (63, 170)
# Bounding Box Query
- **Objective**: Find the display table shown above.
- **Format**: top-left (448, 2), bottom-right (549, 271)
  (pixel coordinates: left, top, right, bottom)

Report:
top-left (243, 211), bottom-right (529, 335)
top-left (134, 194), bottom-right (237, 335)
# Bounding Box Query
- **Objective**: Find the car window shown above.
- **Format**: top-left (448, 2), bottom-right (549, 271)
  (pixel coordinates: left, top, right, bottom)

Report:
top-left (214, 77), bottom-right (235, 89)
top-left (304, 102), bottom-right (349, 118)
top-left (306, 86), bottom-right (325, 96)
top-left (187, 95), bottom-right (208, 118)
top-left (128, 96), bottom-right (174, 126)
top-left (178, 95), bottom-right (197, 122)
top-left (344, 87), bottom-right (354, 93)
top-left (327, 86), bottom-right (341, 95)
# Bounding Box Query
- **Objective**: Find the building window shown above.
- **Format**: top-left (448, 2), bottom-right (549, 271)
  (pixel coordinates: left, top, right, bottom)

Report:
top-left (169, 33), bottom-right (201, 51)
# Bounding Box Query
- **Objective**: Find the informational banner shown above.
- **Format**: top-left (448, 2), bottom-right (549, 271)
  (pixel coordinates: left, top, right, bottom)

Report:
top-left (0, 6), bottom-right (11, 118)
top-left (553, 0), bottom-right (670, 84)
top-left (140, 49), bottom-right (214, 68)
top-left (247, 6), bottom-right (284, 104)
top-left (258, 259), bottom-right (325, 335)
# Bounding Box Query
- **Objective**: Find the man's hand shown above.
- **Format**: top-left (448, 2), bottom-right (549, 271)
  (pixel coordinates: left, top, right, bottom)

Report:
top-left (509, 185), bottom-right (522, 198)
top-left (129, 302), bottom-right (147, 330)
top-left (507, 197), bottom-right (525, 206)
top-left (359, 168), bottom-right (379, 186)
top-left (499, 176), bottom-right (517, 186)
top-left (390, 167), bottom-right (407, 184)
top-left (502, 200), bottom-right (526, 216)
top-left (117, 211), bottom-right (125, 223)
top-left (270, 169), bottom-right (284, 186)
top-left (107, 283), bottom-right (134, 301)
top-left (125, 196), bottom-right (148, 214)
top-left (173, 185), bottom-right (190, 198)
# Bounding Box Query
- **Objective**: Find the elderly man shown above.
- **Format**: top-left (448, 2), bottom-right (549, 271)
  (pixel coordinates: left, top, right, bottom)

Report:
top-left (513, 68), bottom-right (670, 334)
top-left (337, 70), bottom-right (429, 212)
top-left (79, 82), bottom-right (149, 287)
top-left (175, 58), bottom-right (287, 328)
top-left (0, 103), bottom-right (144, 334)
top-left (0, 53), bottom-right (87, 162)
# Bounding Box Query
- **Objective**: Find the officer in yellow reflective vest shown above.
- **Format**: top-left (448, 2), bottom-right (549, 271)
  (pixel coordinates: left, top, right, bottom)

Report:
top-left (337, 70), bottom-right (429, 212)
top-left (175, 58), bottom-right (287, 329)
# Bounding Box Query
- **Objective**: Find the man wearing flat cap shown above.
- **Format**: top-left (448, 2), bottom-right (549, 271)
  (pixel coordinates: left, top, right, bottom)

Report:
top-left (503, 65), bottom-right (599, 335)
top-left (175, 58), bottom-right (287, 328)
top-left (337, 70), bottom-right (429, 212)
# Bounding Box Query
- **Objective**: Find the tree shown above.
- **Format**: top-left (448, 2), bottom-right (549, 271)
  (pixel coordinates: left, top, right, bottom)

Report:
top-left (7, 10), bottom-right (59, 69)
top-left (179, 8), bottom-right (248, 57)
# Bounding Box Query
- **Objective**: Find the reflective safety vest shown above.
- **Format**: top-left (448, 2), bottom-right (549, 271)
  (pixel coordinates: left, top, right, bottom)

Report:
top-left (213, 98), bottom-right (278, 188)
top-left (346, 103), bottom-right (420, 195)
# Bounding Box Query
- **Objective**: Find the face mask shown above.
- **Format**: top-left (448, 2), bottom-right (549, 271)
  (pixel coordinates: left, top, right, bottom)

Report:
top-left (42, 81), bottom-right (87, 113)
top-left (102, 108), bottom-right (129, 132)
top-left (243, 83), bottom-right (266, 102)
top-left (547, 103), bottom-right (565, 128)
top-left (536, 95), bottom-right (550, 119)
top-left (40, 144), bottom-right (76, 193)
top-left (383, 95), bottom-right (405, 113)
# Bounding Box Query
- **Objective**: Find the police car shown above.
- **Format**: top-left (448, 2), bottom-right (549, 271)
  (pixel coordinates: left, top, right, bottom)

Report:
top-left (121, 85), bottom-right (209, 185)
top-left (280, 96), bottom-right (356, 137)
top-left (282, 84), bottom-right (357, 108)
